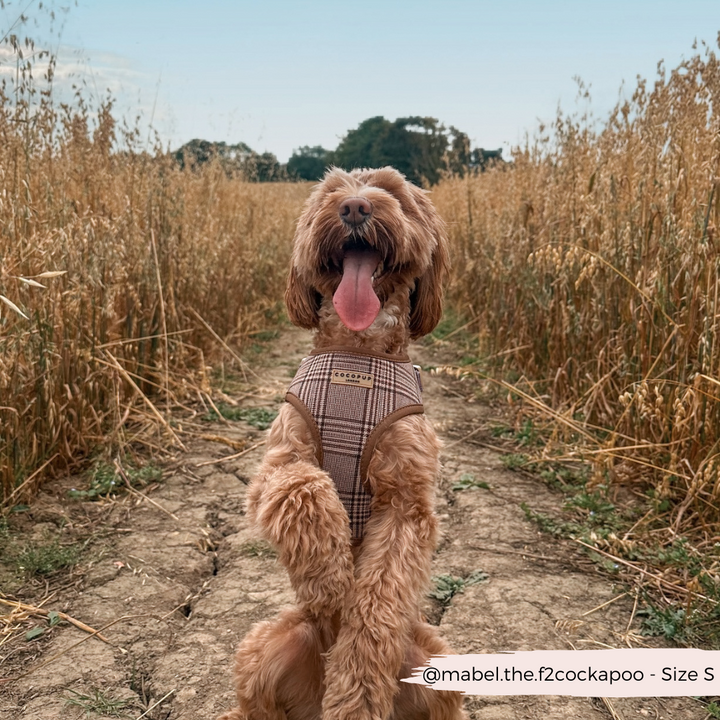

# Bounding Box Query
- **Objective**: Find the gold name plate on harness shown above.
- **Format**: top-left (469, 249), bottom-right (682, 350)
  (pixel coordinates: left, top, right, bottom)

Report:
top-left (330, 369), bottom-right (374, 389)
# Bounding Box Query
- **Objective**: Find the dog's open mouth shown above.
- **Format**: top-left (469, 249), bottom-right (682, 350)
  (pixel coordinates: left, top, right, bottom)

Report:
top-left (332, 243), bottom-right (383, 332)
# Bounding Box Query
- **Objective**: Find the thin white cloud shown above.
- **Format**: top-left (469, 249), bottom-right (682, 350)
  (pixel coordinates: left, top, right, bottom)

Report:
top-left (0, 40), bottom-right (173, 143)
top-left (0, 42), bottom-right (145, 94)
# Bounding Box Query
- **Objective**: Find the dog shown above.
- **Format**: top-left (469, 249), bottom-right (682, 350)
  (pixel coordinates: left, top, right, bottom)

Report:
top-left (220, 167), bottom-right (467, 720)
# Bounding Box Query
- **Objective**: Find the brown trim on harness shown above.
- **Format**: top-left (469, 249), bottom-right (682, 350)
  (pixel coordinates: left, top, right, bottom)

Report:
top-left (360, 403), bottom-right (425, 487)
top-left (285, 392), bottom-right (324, 466)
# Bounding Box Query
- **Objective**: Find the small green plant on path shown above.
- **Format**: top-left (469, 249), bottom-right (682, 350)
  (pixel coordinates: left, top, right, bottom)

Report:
top-left (452, 473), bottom-right (490, 491)
top-left (429, 570), bottom-right (488, 605)
top-left (0, 526), bottom-right (82, 592)
top-left (501, 453), bottom-right (532, 471)
top-left (520, 503), bottom-right (585, 538)
top-left (64, 688), bottom-right (135, 718)
top-left (14, 538), bottom-right (80, 576)
top-left (25, 610), bottom-right (62, 641)
top-left (203, 404), bottom-right (278, 430)
top-left (637, 603), bottom-right (690, 644)
top-left (240, 540), bottom-right (277, 559)
top-left (68, 460), bottom-right (162, 500)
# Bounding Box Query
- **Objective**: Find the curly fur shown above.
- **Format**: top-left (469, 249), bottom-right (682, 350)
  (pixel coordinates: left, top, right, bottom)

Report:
top-left (220, 167), bottom-right (466, 720)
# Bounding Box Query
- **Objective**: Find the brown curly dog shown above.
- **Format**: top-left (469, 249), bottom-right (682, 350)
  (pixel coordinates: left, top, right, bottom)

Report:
top-left (219, 167), bottom-right (467, 720)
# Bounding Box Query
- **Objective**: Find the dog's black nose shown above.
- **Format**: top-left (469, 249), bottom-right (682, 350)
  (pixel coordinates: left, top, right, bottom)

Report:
top-left (339, 197), bottom-right (373, 227)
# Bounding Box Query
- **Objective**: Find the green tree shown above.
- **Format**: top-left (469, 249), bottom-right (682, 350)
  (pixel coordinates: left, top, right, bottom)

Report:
top-left (332, 116), bottom-right (391, 172)
top-left (287, 145), bottom-right (334, 181)
top-left (174, 139), bottom-right (253, 173)
top-left (244, 151), bottom-right (286, 182)
top-left (174, 139), bottom-right (287, 181)
top-left (333, 116), bottom-right (473, 185)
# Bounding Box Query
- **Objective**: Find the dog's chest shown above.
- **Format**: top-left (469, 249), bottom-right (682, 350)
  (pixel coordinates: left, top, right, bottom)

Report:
top-left (285, 349), bottom-right (424, 539)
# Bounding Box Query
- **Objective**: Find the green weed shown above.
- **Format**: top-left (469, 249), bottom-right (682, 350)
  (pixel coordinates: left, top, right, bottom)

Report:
top-left (64, 688), bottom-right (134, 718)
top-left (513, 419), bottom-right (540, 447)
top-left (500, 453), bottom-right (532, 470)
top-left (68, 461), bottom-right (162, 500)
top-left (490, 424), bottom-right (511, 438)
top-left (204, 404), bottom-right (278, 430)
top-left (625, 538), bottom-right (703, 575)
top-left (630, 557), bottom-right (720, 647)
top-left (638, 604), bottom-right (689, 643)
top-left (429, 570), bottom-right (488, 606)
top-left (563, 488), bottom-right (621, 532)
top-left (520, 503), bottom-right (584, 538)
top-left (25, 610), bottom-right (62, 641)
top-left (490, 421), bottom-right (540, 445)
top-left (538, 464), bottom-right (589, 490)
top-left (452, 473), bottom-right (490, 491)
top-left (240, 540), bottom-right (277, 559)
top-left (644, 487), bottom-right (672, 513)
top-left (14, 538), bottom-right (80, 576)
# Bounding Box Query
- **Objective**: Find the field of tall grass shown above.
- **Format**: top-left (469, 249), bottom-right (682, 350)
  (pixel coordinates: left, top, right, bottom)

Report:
top-left (436, 44), bottom-right (720, 537)
top-left (3, 25), bottom-right (720, 583)
top-left (0, 42), bottom-right (310, 503)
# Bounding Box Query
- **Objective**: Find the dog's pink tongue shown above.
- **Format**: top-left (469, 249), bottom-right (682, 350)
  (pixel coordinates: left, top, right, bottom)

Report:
top-left (333, 250), bottom-right (381, 332)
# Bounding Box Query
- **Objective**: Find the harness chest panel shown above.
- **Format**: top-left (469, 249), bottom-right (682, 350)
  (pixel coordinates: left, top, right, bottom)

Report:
top-left (285, 349), bottom-right (424, 539)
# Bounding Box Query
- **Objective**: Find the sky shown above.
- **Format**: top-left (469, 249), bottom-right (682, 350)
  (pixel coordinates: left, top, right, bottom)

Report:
top-left (1, 0), bottom-right (719, 162)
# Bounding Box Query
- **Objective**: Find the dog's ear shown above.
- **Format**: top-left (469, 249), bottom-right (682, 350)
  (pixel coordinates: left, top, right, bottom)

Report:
top-left (285, 267), bottom-right (321, 329)
top-left (409, 190), bottom-right (450, 340)
top-left (409, 238), bottom-right (449, 339)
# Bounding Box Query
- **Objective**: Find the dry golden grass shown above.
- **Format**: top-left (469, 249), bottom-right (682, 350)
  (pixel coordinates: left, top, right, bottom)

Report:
top-left (0, 64), bottom-right (310, 501)
top-left (434, 43), bottom-right (720, 535)
top-left (4, 26), bottom-right (720, 587)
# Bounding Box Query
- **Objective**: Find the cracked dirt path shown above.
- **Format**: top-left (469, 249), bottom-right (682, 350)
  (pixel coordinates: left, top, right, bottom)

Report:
top-left (0, 327), bottom-right (707, 720)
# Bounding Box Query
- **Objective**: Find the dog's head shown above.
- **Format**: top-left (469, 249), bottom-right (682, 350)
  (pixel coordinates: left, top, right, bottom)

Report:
top-left (286, 167), bottom-right (449, 340)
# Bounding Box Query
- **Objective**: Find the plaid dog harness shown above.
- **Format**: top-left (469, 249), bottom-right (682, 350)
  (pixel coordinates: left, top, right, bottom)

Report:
top-left (286, 348), bottom-right (424, 539)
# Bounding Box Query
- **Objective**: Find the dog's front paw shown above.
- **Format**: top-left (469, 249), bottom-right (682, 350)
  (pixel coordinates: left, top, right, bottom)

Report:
top-left (216, 710), bottom-right (247, 720)
top-left (321, 632), bottom-right (398, 720)
top-left (250, 463), bottom-right (354, 614)
top-left (321, 697), bottom-right (375, 720)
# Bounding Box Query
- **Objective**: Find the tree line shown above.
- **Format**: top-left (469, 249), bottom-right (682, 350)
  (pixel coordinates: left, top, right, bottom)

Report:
top-left (175, 116), bottom-right (504, 186)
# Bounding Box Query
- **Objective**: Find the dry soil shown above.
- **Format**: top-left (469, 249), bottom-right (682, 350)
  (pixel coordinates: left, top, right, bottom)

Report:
top-left (0, 327), bottom-right (709, 720)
